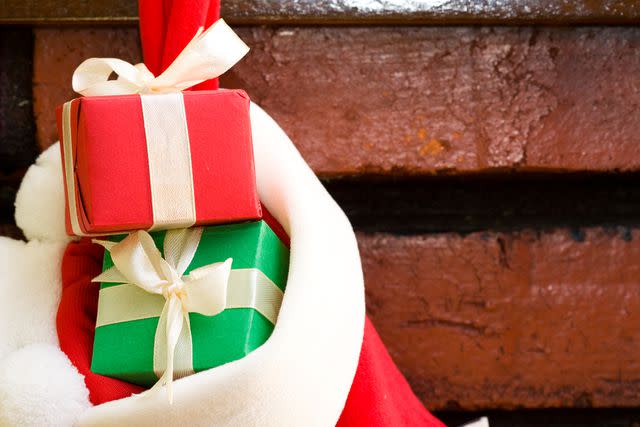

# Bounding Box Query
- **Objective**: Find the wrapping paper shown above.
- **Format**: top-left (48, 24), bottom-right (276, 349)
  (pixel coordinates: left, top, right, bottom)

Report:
top-left (91, 221), bottom-right (289, 386)
top-left (56, 90), bottom-right (260, 236)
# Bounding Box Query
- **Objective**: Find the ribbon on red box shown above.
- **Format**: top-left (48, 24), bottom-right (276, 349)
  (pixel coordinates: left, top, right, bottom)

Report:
top-left (61, 19), bottom-right (249, 236)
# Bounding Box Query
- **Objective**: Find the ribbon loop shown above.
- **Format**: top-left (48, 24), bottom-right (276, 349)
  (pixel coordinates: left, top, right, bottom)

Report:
top-left (72, 19), bottom-right (249, 97)
top-left (92, 228), bottom-right (232, 402)
top-left (183, 260), bottom-right (231, 315)
top-left (72, 59), bottom-right (153, 97)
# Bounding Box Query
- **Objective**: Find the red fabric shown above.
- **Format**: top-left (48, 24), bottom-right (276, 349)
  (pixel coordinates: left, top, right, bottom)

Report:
top-left (139, 0), bottom-right (220, 91)
top-left (337, 317), bottom-right (445, 427)
top-left (57, 239), bottom-right (145, 403)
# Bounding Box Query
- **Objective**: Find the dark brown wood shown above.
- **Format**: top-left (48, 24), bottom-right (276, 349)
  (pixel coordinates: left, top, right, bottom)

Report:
top-left (2, 0), bottom-right (640, 25)
top-left (0, 177), bottom-right (23, 223)
top-left (325, 174), bottom-right (640, 234)
top-left (4, 168), bottom-right (640, 235)
top-left (33, 27), bottom-right (141, 149)
top-left (0, 28), bottom-right (38, 175)
top-left (360, 227), bottom-right (640, 410)
top-left (0, 0), bottom-right (137, 25)
top-left (0, 223), bottom-right (25, 240)
top-left (33, 26), bottom-right (640, 176)
top-left (0, 28), bottom-right (37, 226)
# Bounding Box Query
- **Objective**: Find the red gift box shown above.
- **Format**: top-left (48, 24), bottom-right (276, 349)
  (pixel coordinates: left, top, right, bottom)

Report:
top-left (56, 89), bottom-right (261, 236)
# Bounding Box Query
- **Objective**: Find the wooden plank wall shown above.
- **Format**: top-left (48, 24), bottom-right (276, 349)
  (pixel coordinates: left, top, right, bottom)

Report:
top-left (3, 1), bottom-right (640, 425)
top-left (33, 26), bottom-right (640, 175)
top-left (3, 0), bottom-right (640, 24)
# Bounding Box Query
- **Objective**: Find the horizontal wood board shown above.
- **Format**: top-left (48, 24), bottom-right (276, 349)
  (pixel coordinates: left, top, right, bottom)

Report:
top-left (3, 0), bottom-right (640, 25)
top-left (32, 26), bottom-right (640, 176)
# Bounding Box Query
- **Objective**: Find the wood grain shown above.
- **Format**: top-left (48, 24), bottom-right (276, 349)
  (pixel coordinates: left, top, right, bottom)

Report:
top-left (33, 26), bottom-right (640, 175)
top-left (361, 227), bottom-right (640, 409)
top-left (226, 26), bottom-right (640, 176)
top-left (3, 0), bottom-right (640, 25)
top-left (33, 27), bottom-right (141, 150)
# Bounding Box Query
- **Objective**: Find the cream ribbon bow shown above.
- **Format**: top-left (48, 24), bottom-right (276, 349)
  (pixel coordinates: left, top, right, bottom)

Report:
top-left (93, 228), bottom-right (232, 403)
top-left (72, 19), bottom-right (249, 96)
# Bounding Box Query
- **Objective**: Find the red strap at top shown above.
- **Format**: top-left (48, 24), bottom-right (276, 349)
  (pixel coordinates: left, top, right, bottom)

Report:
top-left (139, 0), bottom-right (221, 91)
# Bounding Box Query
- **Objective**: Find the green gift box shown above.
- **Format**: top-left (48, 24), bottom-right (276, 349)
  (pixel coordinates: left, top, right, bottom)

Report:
top-left (90, 220), bottom-right (289, 387)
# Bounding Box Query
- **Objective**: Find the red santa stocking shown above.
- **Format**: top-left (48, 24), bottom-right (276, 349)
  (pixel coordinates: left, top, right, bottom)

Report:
top-left (56, 1), bottom-right (444, 425)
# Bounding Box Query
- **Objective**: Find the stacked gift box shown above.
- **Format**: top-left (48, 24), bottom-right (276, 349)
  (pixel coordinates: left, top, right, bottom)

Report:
top-left (56, 24), bottom-right (289, 389)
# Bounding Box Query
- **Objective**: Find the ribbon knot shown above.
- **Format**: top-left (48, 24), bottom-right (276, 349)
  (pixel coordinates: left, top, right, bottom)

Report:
top-left (72, 19), bottom-right (249, 97)
top-left (163, 281), bottom-right (187, 301)
top-left (93, 228), bottom-right (232, 403)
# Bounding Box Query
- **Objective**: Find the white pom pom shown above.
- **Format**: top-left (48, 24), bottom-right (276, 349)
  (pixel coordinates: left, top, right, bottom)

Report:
top-left (0, 344), bottom-right (90, 426)
top-left (15, 143), bottom-right (69, 243)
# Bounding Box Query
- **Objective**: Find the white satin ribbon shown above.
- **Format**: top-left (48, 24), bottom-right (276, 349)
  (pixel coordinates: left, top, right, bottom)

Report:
top-left (93, 228), bottom-right (232, 403)
top-left (140, 92), bottom-right (196, 230)
top-left (96, 269), bottom-right (284, 328)
top-left (72, 19), bottom-right (249, 96)
top-left (61, 101), bottom-right (85, 236)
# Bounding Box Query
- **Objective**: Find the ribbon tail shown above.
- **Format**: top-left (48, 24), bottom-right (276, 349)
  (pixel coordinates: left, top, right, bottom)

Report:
top-left (149, 301), bottom-right (170, 397)
top-left (149, 362), bottom-right (175, 404)
top-left (150, 294), bottom-right (184, 404)
top-left (165, 343), bottom-right (175, 405)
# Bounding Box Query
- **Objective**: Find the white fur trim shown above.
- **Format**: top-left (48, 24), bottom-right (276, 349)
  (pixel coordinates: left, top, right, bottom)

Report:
top-left (15, 145), bottom-right (70, 243)
top-left (0, 344), bottom-right (91, 426)
top-left (0, 238), bottom-right (66, 359)
top-left (3, 103), bottom-right (364, 426)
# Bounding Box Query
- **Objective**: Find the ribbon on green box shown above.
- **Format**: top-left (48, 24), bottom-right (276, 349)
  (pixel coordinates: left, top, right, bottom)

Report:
top-left (92, 226), bottom-right (285, 402)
